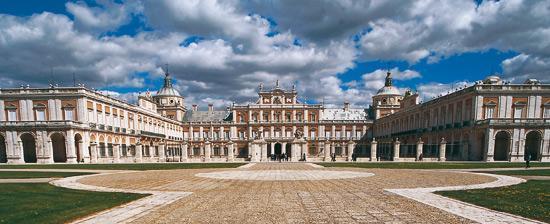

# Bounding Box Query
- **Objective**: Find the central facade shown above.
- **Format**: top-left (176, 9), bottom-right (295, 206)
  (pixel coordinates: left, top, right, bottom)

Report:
top-left (182, 80), bottom-right (371, 162)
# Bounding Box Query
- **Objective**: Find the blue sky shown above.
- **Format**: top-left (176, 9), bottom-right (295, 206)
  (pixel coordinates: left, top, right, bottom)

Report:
top-left (0, 1), bottom-right (548, 107)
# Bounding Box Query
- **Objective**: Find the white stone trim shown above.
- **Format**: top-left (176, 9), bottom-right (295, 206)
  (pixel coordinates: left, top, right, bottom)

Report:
top-left (385, 172), bottom-right (543, 224)
top-left (50, 173), bottom-right (191, 224)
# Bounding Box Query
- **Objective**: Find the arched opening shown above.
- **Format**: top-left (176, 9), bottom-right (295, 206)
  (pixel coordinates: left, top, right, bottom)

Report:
top-left (0, 135), bottom-right (7, 163)
top-left (335, 145), bottom-right (343, 156)
top-left (51, 133), bottom-right (67, 163)
top-left (21, 133), bottom-right (37, 163)
top-left (476, 133), bottom-right (485, 161)
top-left (274, 143), bottom-right (282, 155)
top-left (285, 143), bottom-right (291, 156)
top-left (494, 131), bottom-right (510, 161)
top-left (74, 133), bottom-right (83, 162)
top-left (525, 131), bottom-right (541, 161)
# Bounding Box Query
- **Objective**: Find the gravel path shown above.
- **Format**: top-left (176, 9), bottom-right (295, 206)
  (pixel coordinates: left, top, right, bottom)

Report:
top-left (78, 163), bottom-right (497, 223)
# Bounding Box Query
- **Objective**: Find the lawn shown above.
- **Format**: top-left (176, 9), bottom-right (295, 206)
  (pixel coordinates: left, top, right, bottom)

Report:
top-left (437, 180), bottom-right (549, 223)
top-left (0, 171), bottom-right (94, 179)
top-left (484, 169), bottom-right (550, 176)
top-left (0, 163), bottom-right (246, 170)
top-left (316, 162), bottom-right (550, 169)
top-left (0, 183), bottom-right (147, 224)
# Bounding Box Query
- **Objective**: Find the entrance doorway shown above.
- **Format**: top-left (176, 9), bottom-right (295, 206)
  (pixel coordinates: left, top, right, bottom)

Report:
top-left (274, 143), bottom-right (282, 155)
top-left (21, 133), bottom-right (37, 163)
top-left (0, 135), bottom-right (6, 163)
top-left (51, 133), bottom-right (67, 163)
top-left (525, 131), bottom-right (541, 161)
top-left (494, 131), bottom-right (510, 161)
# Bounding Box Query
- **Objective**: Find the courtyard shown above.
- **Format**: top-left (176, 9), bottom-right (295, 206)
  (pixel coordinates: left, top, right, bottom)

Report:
top-left (1, 162), bottom-right (548, 223)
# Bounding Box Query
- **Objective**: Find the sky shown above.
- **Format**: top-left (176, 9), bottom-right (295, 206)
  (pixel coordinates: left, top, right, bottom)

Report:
top-left (0, 0), bottom-right (549, 109)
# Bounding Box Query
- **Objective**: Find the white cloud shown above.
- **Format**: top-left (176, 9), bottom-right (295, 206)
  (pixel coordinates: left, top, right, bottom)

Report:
top-left (416, 81), bottom-right (473, 102)
top-left (0, 0), bottom-right (549, 110)
top-left (501, 54), bottom-right (550, 83)
top-left (66, 0), bottom-right (141, 33)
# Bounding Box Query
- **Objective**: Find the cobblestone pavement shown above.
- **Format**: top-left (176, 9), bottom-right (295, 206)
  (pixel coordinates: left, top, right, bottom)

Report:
top-left (79, 163), bottom-right (497, 224)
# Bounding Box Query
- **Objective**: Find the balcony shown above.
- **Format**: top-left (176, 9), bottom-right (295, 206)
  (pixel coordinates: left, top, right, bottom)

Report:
top-left (0, 120), bottom-right (83, 129)
top-left (141, 131), bottom-right (166, 138)
top-left (476, 118), bottom-right (550, 127)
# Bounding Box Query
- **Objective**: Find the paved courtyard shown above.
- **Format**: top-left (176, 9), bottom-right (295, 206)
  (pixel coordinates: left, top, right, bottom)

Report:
top-left (74, 163), bottom-right (504, 224)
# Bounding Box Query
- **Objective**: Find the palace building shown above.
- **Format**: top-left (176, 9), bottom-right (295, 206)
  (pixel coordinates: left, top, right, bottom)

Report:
top-left (0, 70), bottom-right (548, 164)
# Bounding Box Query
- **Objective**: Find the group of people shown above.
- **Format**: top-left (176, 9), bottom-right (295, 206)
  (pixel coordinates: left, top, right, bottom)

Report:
top-left (271, 153), bottom-right (288, 162)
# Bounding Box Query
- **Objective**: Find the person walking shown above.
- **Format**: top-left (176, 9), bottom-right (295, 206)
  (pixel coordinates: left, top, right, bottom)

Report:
top-left (526, 154), bottom-right (531, 169)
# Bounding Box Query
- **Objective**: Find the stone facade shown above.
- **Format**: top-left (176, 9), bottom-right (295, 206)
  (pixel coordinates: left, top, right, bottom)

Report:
top-left (182, 81), bottom-right (372, 162)
top-left (373, 76), bottom-right (550, 162)
top-left (1, 71), bottom-right (548, 164)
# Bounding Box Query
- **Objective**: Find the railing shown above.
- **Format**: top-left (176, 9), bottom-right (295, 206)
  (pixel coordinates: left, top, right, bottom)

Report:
top-left (141, 131), bottom-right (166, 138)
top-left (476, 118), bottom-right (550, 126)
top-left (0, 120), bottom-right (83, 127)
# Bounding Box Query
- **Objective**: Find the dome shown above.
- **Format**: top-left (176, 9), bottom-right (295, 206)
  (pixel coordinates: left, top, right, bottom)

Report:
top-left (376, 86), bottom-right (401, 95)
top-left (157, 87), bottom-right (181, 96)
top-left (156, 72), bottom-right (181, 97)
top-left (375, 71), bottom-right (401, 96)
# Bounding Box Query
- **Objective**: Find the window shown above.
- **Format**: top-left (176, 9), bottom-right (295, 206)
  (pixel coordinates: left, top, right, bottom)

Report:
top-left (514, 107), bottom-right (523, 119)
top-left (544, 107), bottom-right (550, 118)
top-left (36, 110), bottom-right (45, 121)
top-left (485, 106), bottom-right (494, 119)
top-left (88, 109), bottom-right (94, 122)
top-left (64, 109), bottom-right (74, 120)
top-left (7, 110), bottom-right (17, 121)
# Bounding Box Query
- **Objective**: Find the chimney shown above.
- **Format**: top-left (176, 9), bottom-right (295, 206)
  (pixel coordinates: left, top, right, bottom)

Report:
top-left (208, 104), bottom-right (213, 112)
top-left (192, 104), bottom-right (198, 111)
top-left (343, 101), bottom-right (350, 111)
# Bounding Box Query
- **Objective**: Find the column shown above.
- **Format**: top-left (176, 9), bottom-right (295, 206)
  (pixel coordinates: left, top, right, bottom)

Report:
top-left (393, 138), bottom-right (400, 161)
top-left (90, 143), bottom-right (98, 163)
top-left (485, 128), bottom-right (495, 161)
top-left (227, 141), bottom-right (234, 162)
top-left (158, 144), bottom-right (166, 162)
top-left (290, 143), bottom-right (297, 162)
top-left (270, 143), bottom-right (274, 155)
top-left (323, 141), bottom-right (330, 162)
top-left (462, 142), bottom-right (469, 161)
top-left (113, 144), bottom-right (120, 163)
top-left (204, 141), bottom-right (211, 162)
top-left (331, 142), bottom-right (335, 155)
top-left (261, 142), bottom-right (268, 162)
top-left (416, 138), bottom-right (424, 161)
top-left (135, 143), bottom-right (142, 163)
top-left (370, 139), bottom-right (377, 162)
top-left (181, 142), bottom-right (188, 162)
top-left (65, 131), bottom-right (77, 163)
top-left (79, 140), bottom-right (90, 163)
top-left (347, 141), bottom-right (354, 161)
top-left (439, 138), bottom-right (447, 161)
top-left (301, 141), bottom-right (308, 161)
